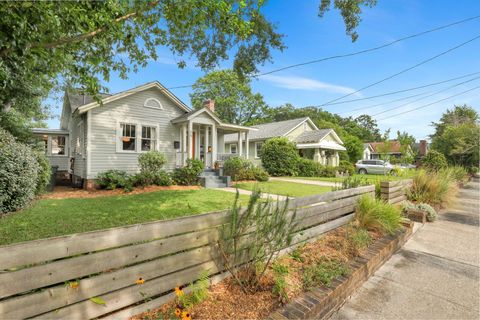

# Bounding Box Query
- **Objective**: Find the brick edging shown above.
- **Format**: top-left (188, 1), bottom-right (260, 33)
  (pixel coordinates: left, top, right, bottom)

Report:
top-left (269, 221), bottom-right (414, 320)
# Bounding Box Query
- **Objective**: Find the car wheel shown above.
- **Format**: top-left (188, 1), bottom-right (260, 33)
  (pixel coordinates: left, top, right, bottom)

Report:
top-left (389, 170), bottom-right (397, 176)
top-left (359, 168), bottom-right (367, 174)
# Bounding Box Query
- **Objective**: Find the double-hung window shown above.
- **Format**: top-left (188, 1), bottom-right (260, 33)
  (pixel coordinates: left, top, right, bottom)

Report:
top-left (51, 136), bottom-right (66, 155)
top-left (121, 123), bottom-right (136, 151)
top-left (255, 142), bottom-right (263, 158)
top-left (141, 126), bottom-right (157, 151)
top-left (230, 144), bottom-right (237, 154)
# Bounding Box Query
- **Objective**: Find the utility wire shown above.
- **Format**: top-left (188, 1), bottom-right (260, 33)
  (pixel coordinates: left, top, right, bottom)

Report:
top-left (342, 75), bottom-right (480, 116)
top-left (376, 85), bottom-right (480, 121)
top-left (371, 76), bottom-right (480, 117)
top-left (167, 15), bottom-right (480, 90)
top-left (326, 71), bottom-right (480, 107)
top-left (319, 34), bottom-right (480, 106)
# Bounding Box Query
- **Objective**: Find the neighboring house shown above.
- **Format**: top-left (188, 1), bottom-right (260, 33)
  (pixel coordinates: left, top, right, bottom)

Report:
top-left (223, 117), bottom-right (346, 166)
top-left (33, 81), bottom-right (254, 189)
top-left (363, 140), bottom-right (414, 161)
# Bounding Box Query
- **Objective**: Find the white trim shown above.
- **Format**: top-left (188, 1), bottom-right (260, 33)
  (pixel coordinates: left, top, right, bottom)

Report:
top-left (230, 143), bottom-right (238, 154)
top-left (139, 124), bottom-right (160, 152)
top-left (50, 135), bottom-right (69, 157)
top-left (77, 81), bottom-right (190, 114)
top-left (254, 141), bottom-right (263, 159)
top-left (86, 110), bottom-right (92, 178)
top-left (143, 97), bottom-right (164, 110)
top-left (283, 117), bottom-right (319, 137)
top-left (116, 122), bottom-right (138, 153)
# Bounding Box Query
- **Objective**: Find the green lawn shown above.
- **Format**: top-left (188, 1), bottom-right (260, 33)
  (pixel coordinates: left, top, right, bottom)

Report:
top-left (235, 180), bottom-right (332, 198)
top-left (285, 172), bottom-right (415, 184)
top-left (0, 189), bottom-right (248, 246)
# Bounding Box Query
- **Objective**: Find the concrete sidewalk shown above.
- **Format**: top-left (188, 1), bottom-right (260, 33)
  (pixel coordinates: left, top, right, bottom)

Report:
top-left (331, 177), bottom-right (480, 320)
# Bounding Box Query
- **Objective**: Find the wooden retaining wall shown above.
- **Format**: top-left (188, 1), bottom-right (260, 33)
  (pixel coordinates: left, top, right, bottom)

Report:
top-left (380, 179), bottom-right (413, 204)
top-left (0, 185), bottom-right (374, 320)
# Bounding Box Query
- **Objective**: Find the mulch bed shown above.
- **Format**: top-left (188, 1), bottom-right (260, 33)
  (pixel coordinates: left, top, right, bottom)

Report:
top-left (131, 226), bottom-right (383, 320)
top-left (41, 185), bottom-right (202, 200)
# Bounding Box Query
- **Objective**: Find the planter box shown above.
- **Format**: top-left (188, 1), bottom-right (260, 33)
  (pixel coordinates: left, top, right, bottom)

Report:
top-left (405, 209), bottom-right (427, 224)
top-left (269, 221), bottom-right (414, 320)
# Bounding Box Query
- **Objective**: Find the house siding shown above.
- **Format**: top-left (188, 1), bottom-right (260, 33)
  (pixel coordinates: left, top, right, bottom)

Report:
top-left (88, 88), bottom-right (185, 179)
top-left (286, 121), bottom-right (314, 140)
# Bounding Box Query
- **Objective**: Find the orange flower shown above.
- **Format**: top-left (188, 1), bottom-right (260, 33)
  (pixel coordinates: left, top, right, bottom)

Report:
top-left (174, 286), bottom-right (184, 297)
top-left (69, 281), bottom-right (79, 289)
top-left (174, 308), bottom-right (182, 317)
top-left (135, 277), bottom-right (145, 285)
top-left (181, 311), bottom-right (191, 320)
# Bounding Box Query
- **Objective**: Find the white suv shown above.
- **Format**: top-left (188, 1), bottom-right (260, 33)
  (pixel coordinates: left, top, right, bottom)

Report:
top-left (355, 159), bottom-right (395, 175)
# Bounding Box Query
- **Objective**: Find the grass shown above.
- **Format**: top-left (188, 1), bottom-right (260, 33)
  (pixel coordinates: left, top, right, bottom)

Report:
top-left (355, 194), bottom-right (402, 235)
top-left (234, 180), bottom-right (332, 197)
top-left (286, 172), bottom-right (415, 184)
top-left (0, 189), bottom-right (249, 245)
top-left (407, 169), bottom-right (458, 207)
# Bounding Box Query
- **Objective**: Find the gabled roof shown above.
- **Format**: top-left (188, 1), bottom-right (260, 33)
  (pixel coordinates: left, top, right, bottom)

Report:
top-left (224, 117), bottom-right (316, 142)
top-left (367, 140), bottom-right (402, 153)
top-left (295, 129), bottom-right (332, 143)
top-left (67, 92), bottom-right (112, 112)
top-left (76, 81), bottom-right (191, 114)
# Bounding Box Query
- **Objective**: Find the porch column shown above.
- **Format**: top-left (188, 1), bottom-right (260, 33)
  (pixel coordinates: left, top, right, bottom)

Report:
top-left (212, 123), bottom-right (217, 164)
top-left (182, 124), bottom-right (187, 165)
top-left (245, 131), bottom-right (249, 159)
top-left (196, 124), bottom-right (201, 159)
top-left (313, 148), bottom-right (321, 162)
top-left (237, 131), bottom-right (243, 158)
top-left (205, 125), bottom-right (209, 167)
top-left (320, 150), bottom-right (326, 165)
top-left (334, 151), bottom-right (339, 166)
top-left (187, 120), bottom-right (193, 160)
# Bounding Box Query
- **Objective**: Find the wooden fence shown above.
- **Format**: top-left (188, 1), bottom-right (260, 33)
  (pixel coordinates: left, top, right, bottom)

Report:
top-left (380, 179), bottom-right (413, 204)
top-left (0, 185), bottom-right (375, 320)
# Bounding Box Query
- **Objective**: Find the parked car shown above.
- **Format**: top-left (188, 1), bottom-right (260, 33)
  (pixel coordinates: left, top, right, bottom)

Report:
top-left (355, 159), bottom-right (395, 175)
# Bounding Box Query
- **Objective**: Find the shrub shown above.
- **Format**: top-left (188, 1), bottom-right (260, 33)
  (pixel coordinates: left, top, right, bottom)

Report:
top-left (302, 260), bottom-right (349, 289)
top-left (132, 170), bottom-right (173, 187)
top-left (297, 158), bottom-right (323, 177)
top-left (173, 158), bottom-right (205, 185)
top-left (467, 165), bottom-right (479, 175)
top-left (422, 150), bottom-right (447, 171)
top-left (271, 262), bottom-right (289, 303)
top-left (440, 166), bottom-right (468, 183)
top-left (252, 166), bottom-right (269, 182)
top-left (407, 169), bottom-right (457, 207)
top-left (334, 175), bottom-right (369, 190)
top-left (337, 160), bottom-right (355, 176)
top-left (401, 201), bottom-right (437, 222)
top-left (355, 195), bottom-right (402, 234)
top-left (321, 165), bottom-right (337, 178)
top-left (260, 137), bottom-right (300, 176)
top-left (97, 170), bottom-right (131, 190)
top-left (138, 151), bottom-right (166, 174)
top-left (34, 152), bottom-right (51, 195)
top-left (348, 227), bottom-right (372, 251)
top-left (0, 128), bottom-right (39, 214)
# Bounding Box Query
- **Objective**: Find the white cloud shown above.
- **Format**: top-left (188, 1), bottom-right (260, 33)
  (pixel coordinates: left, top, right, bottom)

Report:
top-left (261, 74), bottom-right (362, 97)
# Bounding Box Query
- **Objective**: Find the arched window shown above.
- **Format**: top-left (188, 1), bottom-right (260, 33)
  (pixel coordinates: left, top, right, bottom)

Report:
top-left (144, 98), bottom-right (163, 109)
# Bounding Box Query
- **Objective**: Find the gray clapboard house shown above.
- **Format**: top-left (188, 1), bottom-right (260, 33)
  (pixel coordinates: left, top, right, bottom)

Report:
top-left (33, 81), bottom-right (255, 189)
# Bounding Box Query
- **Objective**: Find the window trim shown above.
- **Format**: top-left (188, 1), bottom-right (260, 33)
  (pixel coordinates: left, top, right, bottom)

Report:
top-left (230, 144), bottom-right (237, 154)
top-left (50, 135), bottom-right (68, 157)
top-left (254, 142), bottom-right (263, 159)
top-left (118, 122), bottom-right (138, 153)
top-left (143, 97), bottom-right (164, 110)
top-left (116, 121), bottom-right (160, 153)
top-left (140, 125), bottom-right (159, 152)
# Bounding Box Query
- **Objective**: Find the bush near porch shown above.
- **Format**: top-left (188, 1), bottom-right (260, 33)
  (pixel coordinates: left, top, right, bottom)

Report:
top-left (223, 157), bottom-right (269, 181)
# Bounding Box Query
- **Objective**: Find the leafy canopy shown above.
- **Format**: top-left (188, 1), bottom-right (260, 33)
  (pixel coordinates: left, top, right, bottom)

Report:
top-left (190, 70), bottom-right (268, 125)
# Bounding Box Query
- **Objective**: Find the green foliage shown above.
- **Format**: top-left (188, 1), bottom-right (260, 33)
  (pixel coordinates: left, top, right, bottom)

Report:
top-left (217, 190), bottom-right (297, 292)
top-left (138, 151), bottom-right (167, 174)
top-left (260, 137), bottom-right (300, 176)
top-left (334, 175), bottom-right (369, 191)
top-left (223, 157), bottom-right (268, 181)
top-left (422, 150), bottom-right (448, 171)
top-left (178, 270), bottom-right (210, 309)
top-left (132, 171), bottom-right (173, 187)
top-left (173, 158), bottom-right (205, 185)
top-left (442, 166), bottom-right (468, 183)
top-left (321, 166), bottom-right (337, 178)
top-left (97, 170), bottom-right (131, 190)
top-left (34, 151), bottom-right (51, 195)
top-left (396, 130), bottom-right (416, 164)
top-left (401, 201), bottom-right (437, 222)
top-left (0, 128), bottom-right (39, 214)
top-left (348, 227), bottom-right (372, 251)
top-left (355, 195), bottom-right (402, 235)
top-left (338, 160), bottom-right (355, 175)
top-left (297, 158), bottom-right (323, 177)
top-left (302, 260), bottom-right (350, 289)
top-left (407, 169), bottom-right (457, 207)
top-left (342, 134), bottom-right (363, 162)
top-left (190, 70), bottom-right (268, 125)
top-left (290, 246), bottom-right (305, 263)
top-left (271, 262), bottom-right (289, 303)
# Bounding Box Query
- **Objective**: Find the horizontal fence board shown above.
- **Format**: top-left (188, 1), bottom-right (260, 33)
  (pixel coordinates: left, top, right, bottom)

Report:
top-left (380, 184), bottom-right (408, 194)
top-left (33, 261), bottom-right (220, 320)
top-left (296, 205), bottom-right (355, 231)
top-left (388, 195), bottom-right (406, 204)
top-left (0, 209), bottom-right (230, 270)
top-left (380, 179), bottom-right (413, 188)
top-left (291, 214), bottom-right (354, 246)
top-left (294, 195), bottom-right (362, 221)
top-left (0, 245), bottom-right (216, 319)
top-left (0, 227), bottom-right (222, 299)
top-left (291, 185), bottom-right (374, 208)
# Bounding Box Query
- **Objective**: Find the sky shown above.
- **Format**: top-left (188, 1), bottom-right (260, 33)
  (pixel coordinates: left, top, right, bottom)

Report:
top-left (46, 0), bottom-right (480, 141)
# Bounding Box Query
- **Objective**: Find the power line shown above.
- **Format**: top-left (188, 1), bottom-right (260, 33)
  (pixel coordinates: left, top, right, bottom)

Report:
top-left (342, 75), bottom-right (480, 116)
top-left (319, 34), bottom-right (480, 106)
top-left (167, 15), bottom-right (480, 91)
top-left (327, 71), bottom-right (480, 108)
top-left (371, 76), bottom-right (480, 117)
top-left (376, 85), bottom-right (480, 121)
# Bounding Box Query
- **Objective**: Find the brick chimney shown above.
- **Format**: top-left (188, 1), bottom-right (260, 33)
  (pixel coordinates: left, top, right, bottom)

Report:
top-left (419, 140), bottom-right (428, 156)
top-left (203, 99), bottom-right (215, 112)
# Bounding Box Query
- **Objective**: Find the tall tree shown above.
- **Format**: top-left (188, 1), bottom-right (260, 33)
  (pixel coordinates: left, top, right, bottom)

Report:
top-left (396, 130), bottom-right (416, 164)
top-left (352, 114), bottom-right (381, 141)
top-left (431, 105), bottom-right (479, 138)
top-left (190, 70), bottom-right (268, 125)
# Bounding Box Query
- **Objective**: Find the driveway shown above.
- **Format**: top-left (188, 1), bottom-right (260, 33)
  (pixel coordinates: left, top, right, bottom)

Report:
top-left (331, 176), bottom-right (480, 320)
